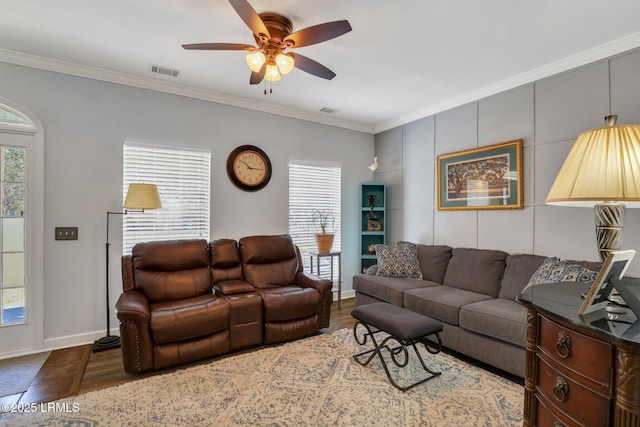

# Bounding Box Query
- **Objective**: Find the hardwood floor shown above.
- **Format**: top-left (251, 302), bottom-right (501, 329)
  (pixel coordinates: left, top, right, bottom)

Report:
top-left (8, 298), bottom-right (357, 405)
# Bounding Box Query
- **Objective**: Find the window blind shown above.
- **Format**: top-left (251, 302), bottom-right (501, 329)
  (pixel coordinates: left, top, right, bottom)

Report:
top-left (288, 162), bottom-right (341, 276)
top-left (123, 143), bottom-right (211, 253)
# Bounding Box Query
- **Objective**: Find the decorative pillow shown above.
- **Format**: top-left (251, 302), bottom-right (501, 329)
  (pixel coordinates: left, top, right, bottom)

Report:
top-left (375, 243), bottom-right (423, 279)
top-left (524, 257), bottom-right (598, 291)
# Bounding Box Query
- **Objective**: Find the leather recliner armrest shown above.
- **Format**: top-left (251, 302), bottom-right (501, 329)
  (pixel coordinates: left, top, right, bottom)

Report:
top-left (115, 290), bottom-right (150, 322)
top-left (115, 290), bottom-right (154, 373)
top-left (215, 279), bottom-right (255, 295)
top-left (295, 271), bottom-right (332, 293)
top-left (296, 272), bottom-right (332, 329)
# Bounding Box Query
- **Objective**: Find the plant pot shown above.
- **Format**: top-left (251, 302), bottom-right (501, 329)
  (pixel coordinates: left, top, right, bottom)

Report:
top-left (315, 233), bottom-right (334, 253)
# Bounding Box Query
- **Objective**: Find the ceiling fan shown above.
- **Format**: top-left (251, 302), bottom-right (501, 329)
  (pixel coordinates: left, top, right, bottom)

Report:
top-left (182, 0), bottom-right (352, 92)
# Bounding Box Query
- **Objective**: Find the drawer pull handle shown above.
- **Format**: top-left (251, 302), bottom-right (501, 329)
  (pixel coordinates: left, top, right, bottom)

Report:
top-left (555, 331), bottom-right (572, 358)
top-left (554, 422), bottom-right (565, 427)
top-left (553, 376), bottom-right (569, 402)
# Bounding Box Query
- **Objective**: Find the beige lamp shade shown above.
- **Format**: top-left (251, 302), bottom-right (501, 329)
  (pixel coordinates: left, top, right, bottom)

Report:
top-left (123, 183), bottom-right (162, 210)
top-left (546, 124), bottom-right (640, 207)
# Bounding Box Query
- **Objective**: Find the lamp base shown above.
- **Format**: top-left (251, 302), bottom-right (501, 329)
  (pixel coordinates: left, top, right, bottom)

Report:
top-left (595, 202), bottom-right (625, 263)
top-left (92, 335), bottom-right (121, 353)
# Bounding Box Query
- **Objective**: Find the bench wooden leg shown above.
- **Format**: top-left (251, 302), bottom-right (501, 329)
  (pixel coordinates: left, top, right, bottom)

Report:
top-left (352, 321), bottom-right (442, 392)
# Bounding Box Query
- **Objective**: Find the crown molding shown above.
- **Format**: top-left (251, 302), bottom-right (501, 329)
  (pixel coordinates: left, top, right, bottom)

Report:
top-left (3, 29), bottom-right (640, 137)
top-left (0, 48), bottom-right (376, 134)
top-left (373, 31), bottom-right (640, 134)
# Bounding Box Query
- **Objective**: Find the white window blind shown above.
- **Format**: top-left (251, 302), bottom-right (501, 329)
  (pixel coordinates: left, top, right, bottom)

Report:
top-left (123, 143), bottom-right (210, 253)
top-left (288, 162), bottom-right (341, 274)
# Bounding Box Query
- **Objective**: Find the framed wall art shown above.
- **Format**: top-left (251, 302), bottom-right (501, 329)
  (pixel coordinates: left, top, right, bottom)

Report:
top-left (437, 139), bottom-right (523, 210)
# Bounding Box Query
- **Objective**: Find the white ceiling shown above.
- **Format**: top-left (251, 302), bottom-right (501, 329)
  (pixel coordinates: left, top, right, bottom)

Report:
top-left (2, 0), bottom-right (640, 134)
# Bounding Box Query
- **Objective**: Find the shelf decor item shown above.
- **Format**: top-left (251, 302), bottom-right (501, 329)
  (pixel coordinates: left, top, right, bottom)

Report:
top-left (437, 139), bottom-right (523, 210)
top-left (366, 194), bottom-right (381, 231)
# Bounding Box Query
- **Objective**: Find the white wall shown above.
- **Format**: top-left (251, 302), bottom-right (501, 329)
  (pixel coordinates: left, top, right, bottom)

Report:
top-left (375, 48), bottom-right (640, 275)
top-left (0, 61), bottom-right (374, 353)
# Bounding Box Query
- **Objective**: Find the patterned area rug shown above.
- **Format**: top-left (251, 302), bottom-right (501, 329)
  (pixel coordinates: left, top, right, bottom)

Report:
top-left (0, 329), bottom-right (523, 426)
top-left (0, 351), bottom-right (50, 398)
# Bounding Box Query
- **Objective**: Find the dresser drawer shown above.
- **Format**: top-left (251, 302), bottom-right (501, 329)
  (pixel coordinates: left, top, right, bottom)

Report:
top-left (537, 394), bottom-right (580, 427)
top-left (537, 356), bottom-right (610, 427)
top-left (538, 315), bottom-right (612, 386)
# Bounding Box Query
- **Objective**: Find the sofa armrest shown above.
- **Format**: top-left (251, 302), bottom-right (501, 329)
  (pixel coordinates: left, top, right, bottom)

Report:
top-left (115, 290), bottom-right (154, 373)
top-left (115, 290), bottom-right (150, 321)
top-left (296, 271), bottom-right (332, 328)
top-left (215, 279), bottom-right (255, 295)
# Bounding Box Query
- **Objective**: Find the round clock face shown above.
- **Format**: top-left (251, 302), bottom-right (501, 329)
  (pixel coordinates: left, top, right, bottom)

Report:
top-left (226, 145), bottom-right (272, 191)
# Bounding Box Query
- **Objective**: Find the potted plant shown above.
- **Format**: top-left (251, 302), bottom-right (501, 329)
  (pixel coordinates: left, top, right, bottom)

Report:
top-left (312, 210), bottom-right (335, 253)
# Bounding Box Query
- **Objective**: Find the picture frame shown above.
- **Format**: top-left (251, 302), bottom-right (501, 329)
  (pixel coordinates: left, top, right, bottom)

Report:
top-left (437, 139), bottom-right (523, 210)
top-left (579, 249), bottom-right (636, 315)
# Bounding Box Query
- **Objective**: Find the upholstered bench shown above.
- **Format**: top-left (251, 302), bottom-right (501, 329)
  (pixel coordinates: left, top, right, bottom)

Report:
top-left (351, 302), bottom-right (443, 391)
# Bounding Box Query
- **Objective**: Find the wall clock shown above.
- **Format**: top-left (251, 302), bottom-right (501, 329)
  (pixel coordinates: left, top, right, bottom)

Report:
top-left (226, 145), bottom-right (272, 191)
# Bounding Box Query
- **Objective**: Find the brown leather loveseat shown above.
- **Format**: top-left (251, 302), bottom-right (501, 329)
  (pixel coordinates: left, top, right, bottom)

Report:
top-left (116, 234), bottom-right (332, 373)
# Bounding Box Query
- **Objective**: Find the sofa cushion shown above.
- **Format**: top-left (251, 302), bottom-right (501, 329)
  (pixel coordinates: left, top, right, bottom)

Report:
top-left (524, 257), bottom-right (598, 292)
top-left (239, 235), bottom-right (298, 288)
top-left (353, 274), bottom-right (439, 306)
top-left (150, 295), bottom-right (230, 344)
top-left (404, 286), bottom-right (493, 325)
top-left (375, 243), bottom-right (423, 279)
top-left (132, 239), bottom-right (212, 303)
top-left (210, 239), bottom-right (243, 283)
top-left (459, 299), bottom-right (527, 347)
top-left (499, 254), bottom-right (547, 300)
top-left (443, 248), bottom-right (507, 298)
top-left (401, 243), bottom-right (452, 284)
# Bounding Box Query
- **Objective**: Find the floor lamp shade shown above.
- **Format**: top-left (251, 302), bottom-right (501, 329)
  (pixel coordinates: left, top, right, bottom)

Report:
top-left (124, 183), bottom-right (162, 210)
top-left (546, 122), bottom-right (640, 261)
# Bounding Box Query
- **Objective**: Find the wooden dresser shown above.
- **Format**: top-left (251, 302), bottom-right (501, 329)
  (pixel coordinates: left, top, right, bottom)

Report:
top-left (519, 283), bottom-right (640, 427)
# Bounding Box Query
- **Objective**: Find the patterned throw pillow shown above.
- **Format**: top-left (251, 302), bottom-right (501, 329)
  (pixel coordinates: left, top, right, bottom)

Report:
top-left (524, 257), bottom-right (598, 291)
top-left (375, 243), bottom-right (423, 279)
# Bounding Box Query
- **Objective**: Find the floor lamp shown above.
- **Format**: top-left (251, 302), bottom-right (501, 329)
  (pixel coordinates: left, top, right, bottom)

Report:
top-left (93, 183), bottom-right (162, 352)
top-left (546, 116), bottom-right (640, 262)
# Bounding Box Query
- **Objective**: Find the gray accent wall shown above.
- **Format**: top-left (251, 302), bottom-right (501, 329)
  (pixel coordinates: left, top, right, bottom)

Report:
top-left (374, 48), bottom-right (640, 276)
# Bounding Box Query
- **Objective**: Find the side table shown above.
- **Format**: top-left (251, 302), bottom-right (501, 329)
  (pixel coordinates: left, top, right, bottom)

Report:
top-left (309, 251), bottom-right (342, 308)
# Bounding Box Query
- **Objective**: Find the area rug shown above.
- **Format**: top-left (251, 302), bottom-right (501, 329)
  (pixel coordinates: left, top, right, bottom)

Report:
top-left (0, 329), bottom-right (523, 426)
top-left (0, 351), bottom-right (50, 398)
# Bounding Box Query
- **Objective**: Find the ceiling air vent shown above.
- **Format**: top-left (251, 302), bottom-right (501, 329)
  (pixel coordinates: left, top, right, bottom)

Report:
top-left (320, 107), bottom-right (337, 114)
top-left (149, 64), bottom-right (179, 77)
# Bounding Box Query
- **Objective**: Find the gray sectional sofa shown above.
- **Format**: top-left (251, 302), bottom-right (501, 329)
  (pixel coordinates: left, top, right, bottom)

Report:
top-left (352, 243), bottom-right (600, 378)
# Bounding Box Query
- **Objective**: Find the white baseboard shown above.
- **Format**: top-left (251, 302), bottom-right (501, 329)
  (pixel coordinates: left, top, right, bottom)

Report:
top-left (43, 327), bottom-right (120, 353)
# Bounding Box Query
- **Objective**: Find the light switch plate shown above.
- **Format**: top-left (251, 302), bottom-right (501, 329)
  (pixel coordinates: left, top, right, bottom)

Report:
top-left (55, 227), bottom-right (78, 240)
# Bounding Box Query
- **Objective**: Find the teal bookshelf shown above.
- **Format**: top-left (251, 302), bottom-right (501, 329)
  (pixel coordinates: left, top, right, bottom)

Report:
top-left (360, 181), bottom-right (386, 273)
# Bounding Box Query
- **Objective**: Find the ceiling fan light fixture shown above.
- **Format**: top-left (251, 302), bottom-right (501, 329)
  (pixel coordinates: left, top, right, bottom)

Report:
top-left (275, 53), bottom-right (295, 74)
top-left (265, 62), bottom-right (281, 81)
top-left (245, 51), bottom-right (266, 72)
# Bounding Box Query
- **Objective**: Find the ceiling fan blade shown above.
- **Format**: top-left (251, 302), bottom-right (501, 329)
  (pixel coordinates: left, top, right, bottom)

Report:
top-left (284, 20), bottom-right (351, 48)
top-left (182, 43), bottom-right (253, 50)
top-left (250, 63), bottom-right (266, 85)
top-left (292, 53), bottom-right (336, 80)
top-left (228, 0), bottom-right (270, 39)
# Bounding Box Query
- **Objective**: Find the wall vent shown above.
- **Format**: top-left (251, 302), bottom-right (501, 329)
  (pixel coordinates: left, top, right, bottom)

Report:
top-left (320, 107), bottom-right (337, 114)
top-left (149, 64), bottom-right (179, 77)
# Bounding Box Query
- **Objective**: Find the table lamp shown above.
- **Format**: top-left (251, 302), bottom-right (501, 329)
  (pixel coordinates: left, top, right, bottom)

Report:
top-left (546, 116), bottom-right (640, 262)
